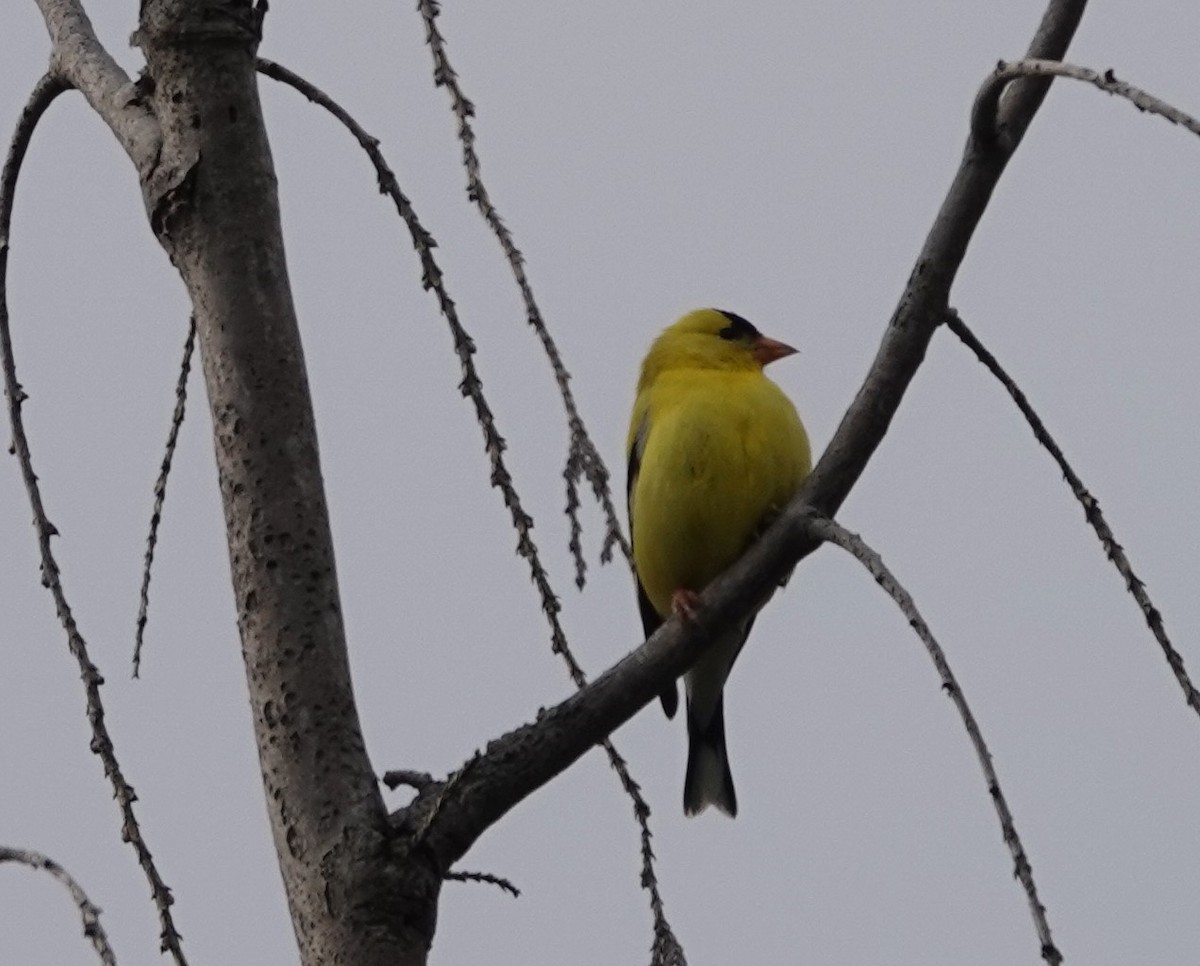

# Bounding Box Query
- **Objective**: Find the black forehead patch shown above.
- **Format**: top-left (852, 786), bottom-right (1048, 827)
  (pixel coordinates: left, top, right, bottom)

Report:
top-left (716, 309), bottom-right (761, 341)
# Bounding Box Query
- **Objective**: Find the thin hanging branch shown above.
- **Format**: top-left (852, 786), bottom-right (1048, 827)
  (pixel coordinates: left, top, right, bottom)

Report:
top-left (0, 845), bottom-right (118, 966)
top-left (408, 6), bottom-right (680, 950)
top-left (444, 868), bottom-right (520, 898)
top-left (945, 309), bottom-right (1200, 717)
top-left (795, 512), bottom-right (1061, 965)
top-left (254, 54), bottom-right (588, 713)
top-left (0, 73), bottom-right (189, 966)
top-left (258, 57), bottom-right (683, 964)
top-left (415, 0), bottom-right (632, 578)
top-left (133, 315), bottom-right (196, 677)
top-left (973, 58), bottom-right (1200, 144)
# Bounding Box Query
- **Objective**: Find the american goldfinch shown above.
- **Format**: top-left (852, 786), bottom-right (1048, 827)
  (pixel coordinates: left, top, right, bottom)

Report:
top-left (627, 308), bottom-right (811, 816)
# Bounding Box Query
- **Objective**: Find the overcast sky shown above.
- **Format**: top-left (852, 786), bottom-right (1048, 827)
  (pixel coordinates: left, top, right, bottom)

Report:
top-left (3, 3), bottom-right (1200, 965)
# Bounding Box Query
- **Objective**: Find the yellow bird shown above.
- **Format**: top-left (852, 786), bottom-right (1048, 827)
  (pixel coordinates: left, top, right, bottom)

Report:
top-left (627, 308), bottom-right (811, 816)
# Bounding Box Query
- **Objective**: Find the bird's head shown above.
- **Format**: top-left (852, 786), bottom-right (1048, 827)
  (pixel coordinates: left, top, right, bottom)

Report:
top-left (640, 308), bottom-right (797, 385)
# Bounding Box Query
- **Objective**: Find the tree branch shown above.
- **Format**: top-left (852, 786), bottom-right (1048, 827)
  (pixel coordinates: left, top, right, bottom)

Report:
top-left (33, 0), bottom-right (162, 178)
top-left (946, 309), bottom-right (1200, 717)
top-left (803, 0), bottom-right (1087, 518)
top-left (444, 868), bottom-right (521, 898)
top-left (0, 846), bottom-right (118, 966)
top-left (133, 315), bottom-right (196, 677)
top-left (1, 72), bottom-right (189, 966)
top-left (403, 0), bottom-right (1089, 870)
top-left (974, 58), bottom-right (1200, 144)
top-left (415, 0), bottom-right (632, 577)
top-left (794, 513), bottom-right (1061, 965)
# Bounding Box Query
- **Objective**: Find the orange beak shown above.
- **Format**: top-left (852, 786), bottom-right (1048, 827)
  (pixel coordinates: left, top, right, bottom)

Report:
top-left (751, 335), bottom-right (798, 366)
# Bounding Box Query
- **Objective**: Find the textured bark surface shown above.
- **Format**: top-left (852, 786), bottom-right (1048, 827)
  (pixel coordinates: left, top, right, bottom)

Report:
top-left (131, 3), bottom-right (435, 963)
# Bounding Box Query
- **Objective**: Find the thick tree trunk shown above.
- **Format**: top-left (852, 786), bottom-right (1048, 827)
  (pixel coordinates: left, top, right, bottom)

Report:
top-left (133, 3), bottom-right (437, 962)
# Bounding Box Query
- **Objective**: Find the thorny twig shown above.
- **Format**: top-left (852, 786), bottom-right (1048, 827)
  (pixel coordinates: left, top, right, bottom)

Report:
top-left (133, 315), bottom-right (196, 677)
top-left (0, 74), bottom-right (189, 966)
top-left (0, 846), bottom-right (117, 966)
top-left (799, 511), bottom-right (1062, 966)
top-left (945, 309), bottom-right (1200, 718)
top-left (445, 867), bottom-right (521, 898)
top-left (416, 0), bottom-right (632, 581)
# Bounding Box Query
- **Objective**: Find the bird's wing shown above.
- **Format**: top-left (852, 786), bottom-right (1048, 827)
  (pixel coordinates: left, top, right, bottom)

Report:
top-left (627, 408), bottom-right (679, 719)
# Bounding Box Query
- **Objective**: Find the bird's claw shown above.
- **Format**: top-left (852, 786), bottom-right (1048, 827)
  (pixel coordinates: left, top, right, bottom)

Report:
top-left (671, 589), bottom-right (702, 622)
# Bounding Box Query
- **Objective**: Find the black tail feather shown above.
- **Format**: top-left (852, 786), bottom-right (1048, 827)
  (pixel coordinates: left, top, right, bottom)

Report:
top-left (683, 695), bottom-right (737, 817)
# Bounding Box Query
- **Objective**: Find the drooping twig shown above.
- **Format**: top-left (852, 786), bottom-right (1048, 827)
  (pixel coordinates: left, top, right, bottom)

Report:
top-left (133, 315), bottom-right (196, 677)
top-left (973, 58), bottom-right (1200, 145)
top-left (1, 74), bottom-right (189, 966)
top-left (255, 54), bottom-right (589, 723)
top-left (416, 0), bottom-right (632, 579)
top-left (410, 9), bottom-right (680, 954)
top-left (797, 511), bottom-right (1062, 966)
top-left (0, 845), bottom-right (118, 966)
top-left (444, 867), bottom-right (521, 898)
top-left (945, 309), bottom-right (1200, 718)
top-left (258, 57), bottom-right (683, 964)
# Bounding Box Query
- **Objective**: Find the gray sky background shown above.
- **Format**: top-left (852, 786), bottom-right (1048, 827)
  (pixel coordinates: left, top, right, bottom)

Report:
top-left (3, 3), bottom-right (1200, 964)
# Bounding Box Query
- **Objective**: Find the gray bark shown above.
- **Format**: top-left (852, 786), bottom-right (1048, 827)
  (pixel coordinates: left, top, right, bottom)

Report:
top-left (133, 3), bottom-right (434, 962)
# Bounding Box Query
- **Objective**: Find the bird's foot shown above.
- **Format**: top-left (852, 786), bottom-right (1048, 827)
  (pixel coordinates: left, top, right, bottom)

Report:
top-left (671, 589), bottom-right (702, 622)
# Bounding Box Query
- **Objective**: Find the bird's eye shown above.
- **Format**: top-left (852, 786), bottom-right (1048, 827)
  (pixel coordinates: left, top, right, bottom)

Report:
top-left (718, 325), bottom-right (739, 341)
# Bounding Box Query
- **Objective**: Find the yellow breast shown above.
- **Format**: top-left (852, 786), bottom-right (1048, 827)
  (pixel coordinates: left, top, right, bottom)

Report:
top-left (630, 368), bottom-right (810, 617)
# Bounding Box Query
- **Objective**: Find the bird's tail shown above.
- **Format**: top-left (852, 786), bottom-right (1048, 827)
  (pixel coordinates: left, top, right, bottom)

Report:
top-left (683, 696), bottom-right (737, 817)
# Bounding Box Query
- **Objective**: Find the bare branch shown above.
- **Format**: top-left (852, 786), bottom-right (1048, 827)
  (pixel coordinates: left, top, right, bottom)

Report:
top-left (801, 0), bottom-right (1086, 520)
top-left (0, 846), bottom-right (118, 966)
top-left (415, 0), bottom-right (632, 578)
top-left (255, 55), bottom-right (583, 685)
top-left (795, 513), bottom-right (1062, 966)
top-left (974, 58), bottom-right (1200, 144)
top-left (0, 76), bottom-right (66, 251)
top-left (946, 309), bottom-right (1200, 717)
top-left (444, 868), bottom-right (520, 898)
top-left (989, 0), bottom-right (1091, 147)
top-left (33, 0), bottom-right (162, 178)
top-left (133, 315), bottom-right (196, 678)
top-left (1, 73), bottom-right (190, 966)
